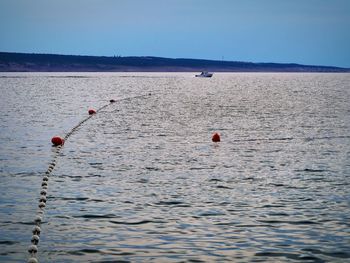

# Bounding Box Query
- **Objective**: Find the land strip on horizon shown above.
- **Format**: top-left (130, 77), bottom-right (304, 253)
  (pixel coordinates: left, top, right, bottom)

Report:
top-left (1, 52), bottom-right (349, 72)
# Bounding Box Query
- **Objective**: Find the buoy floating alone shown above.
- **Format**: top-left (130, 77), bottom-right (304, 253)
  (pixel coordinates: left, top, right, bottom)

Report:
top-left (212, 132), bottom-right (221, 142)
top-left (51, 136), bottom-right (64, 146)
top-left (88, 109), bottom-right (96, 115)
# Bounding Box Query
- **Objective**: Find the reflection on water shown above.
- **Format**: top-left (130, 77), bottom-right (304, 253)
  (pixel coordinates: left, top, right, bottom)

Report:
top-left (0, 73), bottom-right (350, 262)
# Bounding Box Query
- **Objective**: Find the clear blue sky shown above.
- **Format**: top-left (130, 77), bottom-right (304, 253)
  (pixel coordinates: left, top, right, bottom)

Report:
top-left (0, 0), bottom-right (349, 67)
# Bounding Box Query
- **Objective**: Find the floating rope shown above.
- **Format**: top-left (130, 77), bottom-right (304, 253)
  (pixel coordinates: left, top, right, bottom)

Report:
top-left (27, 93), bottom-right (151, 263)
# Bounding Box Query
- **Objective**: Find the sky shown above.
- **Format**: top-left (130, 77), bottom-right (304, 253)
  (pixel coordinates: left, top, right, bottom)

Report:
top-left (0, 0), bottom-right (349, 67)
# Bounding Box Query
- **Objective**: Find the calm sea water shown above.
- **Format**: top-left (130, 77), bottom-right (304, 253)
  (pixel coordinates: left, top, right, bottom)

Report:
top-left (0, 73), bottom-right (349, 263)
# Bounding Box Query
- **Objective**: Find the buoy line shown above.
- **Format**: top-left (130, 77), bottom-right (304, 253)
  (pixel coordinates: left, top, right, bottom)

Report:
top-left (27, 93), bottom-right (151, 263)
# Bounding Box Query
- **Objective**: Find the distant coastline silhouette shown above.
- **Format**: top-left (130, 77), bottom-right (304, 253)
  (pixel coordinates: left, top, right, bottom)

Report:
top-left (1, 52), bottom-right (349, 72)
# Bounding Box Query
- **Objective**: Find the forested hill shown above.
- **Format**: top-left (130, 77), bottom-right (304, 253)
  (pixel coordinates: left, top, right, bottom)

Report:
top-left (0, 52), bottom-right (349, 72)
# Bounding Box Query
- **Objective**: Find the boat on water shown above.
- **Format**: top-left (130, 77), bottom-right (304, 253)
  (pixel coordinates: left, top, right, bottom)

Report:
top-left (195, 71), bottom-right (213, 78)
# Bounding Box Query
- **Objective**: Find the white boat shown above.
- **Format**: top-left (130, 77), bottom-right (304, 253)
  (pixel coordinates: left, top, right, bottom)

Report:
top-left (195, 71), bottom-right (213, 78)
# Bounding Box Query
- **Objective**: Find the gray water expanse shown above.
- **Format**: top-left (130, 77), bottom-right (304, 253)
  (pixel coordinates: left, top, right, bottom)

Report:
top-left (0, 73), bottom-right (349, 263)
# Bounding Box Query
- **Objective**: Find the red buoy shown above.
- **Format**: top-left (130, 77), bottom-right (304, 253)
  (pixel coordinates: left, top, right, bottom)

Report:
top-left (51, 136), bottom-right (64, 146)
top-left (88, 109), bottom-right (96, 115)
top-left (212, 132), bottom-right (221, 142)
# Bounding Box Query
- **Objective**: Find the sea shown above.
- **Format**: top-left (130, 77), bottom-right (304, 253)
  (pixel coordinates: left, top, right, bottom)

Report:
top-left (0, 72), bottom-right (349, 263)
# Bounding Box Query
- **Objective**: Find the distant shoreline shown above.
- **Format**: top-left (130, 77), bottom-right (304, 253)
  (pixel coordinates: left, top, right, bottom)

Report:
top-left (1, 52), bottom-right (349, 73)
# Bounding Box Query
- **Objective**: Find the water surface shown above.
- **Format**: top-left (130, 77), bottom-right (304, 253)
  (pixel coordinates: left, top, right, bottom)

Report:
top-left (0, 73), bottom-right (349, 262)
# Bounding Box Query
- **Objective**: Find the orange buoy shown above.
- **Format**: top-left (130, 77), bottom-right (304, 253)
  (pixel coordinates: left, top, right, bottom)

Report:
top-left (110, 99), bottom-right (116, 103)
top-left (212, 132), bottom-right (221, 142)
top-left (88, 109), bottom-right (96, 115)
top-left (51, 136), bottom-right (64, 146)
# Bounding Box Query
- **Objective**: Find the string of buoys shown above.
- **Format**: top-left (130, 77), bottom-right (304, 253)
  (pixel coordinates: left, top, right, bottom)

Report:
top-left (27, 145), bottom-right (61, 263)
top-left (27, 94), bottom-right (152, 263)
top-left (27, 92), bottom-right (221, 262)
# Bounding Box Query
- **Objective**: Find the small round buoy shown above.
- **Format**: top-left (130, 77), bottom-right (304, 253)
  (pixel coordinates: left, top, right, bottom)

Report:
top-left (34, 216), bottom-right (42, 223)
top-left (28, 244), bottom-right (38, 254)
top-left (28, 257), bottom-right (38, 263)
top-left (51, 136), bottom-right (64, 146)
top-left (31, 235), bottom-right (40, 245)
top-left (32, 226), bottom-right (41, 235)
top-left (110, 99), bottom-right (116, 103)
top-left (212, 132), bottom-right (221, 142)
top-left (88, 109), bottom-right (96, 115)
top-left (39, 196), bottom-right (47, 203)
